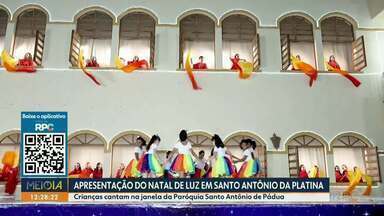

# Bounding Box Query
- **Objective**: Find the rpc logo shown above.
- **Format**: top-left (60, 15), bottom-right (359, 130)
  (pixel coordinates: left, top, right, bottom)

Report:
top-left (35, 123), bottom-right (54, 132)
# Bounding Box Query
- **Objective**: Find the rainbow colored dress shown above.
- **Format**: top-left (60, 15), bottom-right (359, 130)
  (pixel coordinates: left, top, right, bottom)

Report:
top-left (237, 148), bottom-right (260, 178)
top-left (124, 147), bottom-right (143, 178)
top-left (137, 144), bottom-right (164, 177)
top-left (211, 147), bottom-right (236, 178)
top-left (170, 142), bottom-right (195, 175)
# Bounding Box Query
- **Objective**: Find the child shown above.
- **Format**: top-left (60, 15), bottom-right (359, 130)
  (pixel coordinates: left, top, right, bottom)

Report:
top-left (250, 140), bottom-right (261, 177)
top-left (79, 162), bottom-right (93, 178)
top-left (115, 163), bottom-right (125, 178)
top-left (124, 136), bottom-right (146, 178)
top-left (163, 151), bottom-right (173, 178)
top-left (210, 134), bottom-right (237, 178)
top-left (299, 164), bottom-right (309, 178)
top-left (193, 150), bottom-right (207, 178)
top-left (235, 139), bottom-right (257, 178)
top-left (69, 162), bottom-right (82, 176)
top-left (93, 162), bottom-right (103, 179)
top-left (335, 165), bottom-right (342, 182)
top-left (168, 130), bottom-right (198, 178)
top-left (17, 52), bottom-right (36, 72)
top-left (137, 135), bottom-right (163, 177)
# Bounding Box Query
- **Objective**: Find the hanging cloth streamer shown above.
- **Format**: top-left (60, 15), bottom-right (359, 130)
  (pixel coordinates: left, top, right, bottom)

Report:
top-left (291, 56), bottom-right (318, 87)
top-left (78, 50), bottom-right (101, 86)
top-left (115, 57), bottom-right (148, 73)
top-left (1, 50), bottom-right (36, 73)
top-left (185, 52), bottom-right (202, 90)
top-left (342, 168), bottom-right (372, 196)
top-left (231, 58), bottom-right (252, 79)
top-left (326, 63), bottom-right (361, 87)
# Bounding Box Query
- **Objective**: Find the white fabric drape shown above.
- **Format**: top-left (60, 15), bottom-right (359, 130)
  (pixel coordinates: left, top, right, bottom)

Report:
top-left (333, 148), bottom-right (365, 173)
top-left (183, 41), bottom-right (215, 68)
top-left (13, 36), bottom-right (35, 59)
top-left (290, 42), bottom-right (316, 68)
top-left (222, 41), bottom-right (252, 69)
top-left (323, 43), bottom-right (353, 71)
top-left (80, 38), bottom-right (111, 66)
top-left (298, 147), bottom-right (326, 176)
top-left (119, 39), bottom-right (150, 63)
top-left (69, 145), bottom-right (104, 171)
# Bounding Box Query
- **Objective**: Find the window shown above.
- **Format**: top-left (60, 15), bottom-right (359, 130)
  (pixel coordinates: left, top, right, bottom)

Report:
top-left (222, 14), bottom-right (260, 71)
top-left (279, 15), bottom-right (316, 70)
top-left (0, 9), bottom-right (8, 54)
top-left (179, 13), bottom-right (215, 69)
top-left (119, 12), bottom-right (156, 68)
top-left (68, 131), bottom-right (107, 177)
top-left (110, 131), bottom-right (150, 177)
top-left (70, 11), bottom-right (113, 67)
top-left (224, 132), bottom-right (267, 177)
top-left (321, 16), bottom-right (366, 72)
top-left (331, 133), bottom-right (381, 183)
top-left (13, 8), bottom-right (47, 66)
top-left (187, 131), bottom-right (213, 159)
top-left (286, 133), bottom-right (327, 177)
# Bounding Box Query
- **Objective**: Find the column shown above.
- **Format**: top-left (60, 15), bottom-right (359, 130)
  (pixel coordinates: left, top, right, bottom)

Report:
top-left (155, 25), bottom-right (179, 70)
top-left (3, 22), bottom-right (15, 52)
top-left (313, 28), bottom-right (325, 71)
top-left (110, 23), bottom-right (120, 65)
top-left (258, 27), bottom-right (282, 72)
top-left (214, 25), bottom-right (223, 69)
top-left (43, 23), bottom-right (76, 68)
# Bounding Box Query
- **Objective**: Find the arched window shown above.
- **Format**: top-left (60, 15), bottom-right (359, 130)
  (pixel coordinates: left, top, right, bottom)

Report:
top-left (0, 9), bottom-right (9, 53)
top-left (331, 133), bottom-right (380, 182)
top-left (221, 14), bottom-right (260, 71)
top-left (321, 16), bottom-right (366, 72)
top-left (224, 132), bottom-right (267, 177)
top-left (70, 10), bottom-right (113, 67)
top-left (179, 13), bottom-right (215, 69)
top-left (68, 131), bottom-right (107, 177)
top-left (0, 130), bottom-right (20, 182)
top-left (109, 131), bottom-right (150, 177)
top-left (187, 131), bottom-right (213, 159)
top-left (13, 8), bottom-right (47, 66)
top-left (279, 15), bottom-right (316, 70)
top-left (286, 133), bottom-right (327, 178)
top-left (119, 12), bottom-right (156, 68)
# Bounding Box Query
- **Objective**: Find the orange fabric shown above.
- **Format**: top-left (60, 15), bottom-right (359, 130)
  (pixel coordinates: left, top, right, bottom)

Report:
top-left (2, 151), bottom-right (17, 167)
top-left (291, 56), bottom-right (318, 87)
top-left (185, 52), bottom-right (202, 90)
top-left (327, 63), bottom-right (361, 87)
top-left (117, 59), bottom-right (149, 73)
top-left (78, 50), bottom-right (101, 85)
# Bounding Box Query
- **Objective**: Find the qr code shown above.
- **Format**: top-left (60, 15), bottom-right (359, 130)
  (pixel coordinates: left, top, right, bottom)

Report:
top-left (23, 133), bottom-right (66, 176)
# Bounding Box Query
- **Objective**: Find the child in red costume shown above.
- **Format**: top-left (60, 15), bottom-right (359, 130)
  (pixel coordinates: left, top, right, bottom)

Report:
top-left (327, 55), bottom-right (340, 70)
top-left (86, 56), bottom-right (100, 68)
top-left (17, 53), bottom-right (36, 72)
top-left (193, 56), bottom-right (208, 70)
top-left (93, 162), bottom-right (103, 179)
top-left (69, 162), bottom-right (82, 176)
top-left (299, 164), bottom-right (309, 178)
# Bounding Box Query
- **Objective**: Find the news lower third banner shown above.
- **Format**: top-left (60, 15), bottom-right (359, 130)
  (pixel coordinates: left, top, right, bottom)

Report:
top-left (21, 178), bottom-right (329, 203)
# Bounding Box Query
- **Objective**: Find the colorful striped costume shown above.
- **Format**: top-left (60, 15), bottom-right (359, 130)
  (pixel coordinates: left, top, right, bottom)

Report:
top-left (238, 148), bottom-right (260, 178)
top-left (211, 147), bottom-right (236, 178)
top-left (124, 146), bottom-right (143, 178)
top-left (170, 142), bottom-right (195, 175)
top-left (137, 144), bottom-right (164, 177)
